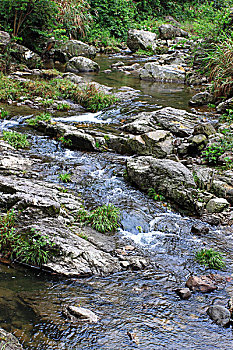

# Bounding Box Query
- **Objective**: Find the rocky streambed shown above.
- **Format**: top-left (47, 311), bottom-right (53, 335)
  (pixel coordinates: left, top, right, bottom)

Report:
top-left (1, 33), bottom-right (233, 349)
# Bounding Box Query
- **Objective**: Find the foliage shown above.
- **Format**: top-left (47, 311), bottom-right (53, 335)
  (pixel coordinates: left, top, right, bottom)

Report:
top-left (77, 204), bottom-right (121, 233)
top-left (220, 109), bottom-right (233, 123)
top-left (135, 47), bottom-right (155, 56)
top-left (0, 210), bottom-right (56, 266)
top-left (56, 102), bottom-right (70, 111)
top-left (0, 74), bottom-right (118, 112)
top-left (58, 136), bottom-right (72, 146)
top-left (0, 107), bottom-right (9, 119)
top-left (77, 232), bottom-right (89, 240)
top-left (58, 172), bottom-right (71, 183)
top-left (148, 188), bottom-right (165, 201)
top-left (195, 248), bottom-right (226, 270)
top-left (202, 129), bottom-right (233, 164)
top-left (26, 112), bottom-right (51, 126)
top-left (0, 0), bottom-right (58, 50)
top-left (2, 130), bottom-right (29, 149)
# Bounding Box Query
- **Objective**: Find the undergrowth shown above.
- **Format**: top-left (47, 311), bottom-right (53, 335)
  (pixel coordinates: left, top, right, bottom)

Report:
top-left (2, 130), bottom-right (29, 149)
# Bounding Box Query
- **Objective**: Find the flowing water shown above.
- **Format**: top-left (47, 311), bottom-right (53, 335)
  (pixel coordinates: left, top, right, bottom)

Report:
top-left (0, 54), bottom-right (233, 349)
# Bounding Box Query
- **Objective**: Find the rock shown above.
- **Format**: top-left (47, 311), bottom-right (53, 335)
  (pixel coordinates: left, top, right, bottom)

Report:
top-left (66, 306), bottom-right (98, 323)
top-left (207, 305), bottom-right (230, 326)
top-left (175, 288), bottom-right (192, 300)
top-left (0, 31), bottom-right (11, 53)
top-left (55, 40), bottom-right (96, 62)
top-left (0, 327), bottom-right (24, 349)
top-left (126, 156), bottom-right (197, 211)
top-left (186, 275), bottom-right (217, 293)
top-left (206, 198), bottom-right (229, 213)
top-left (66, 56), bottom-right (100, 73)
top-left (141, 130), bottom-right (173, 157)
top-left (216, 97), bottom-right (233, 113)
top-left (111, 61), bottom-right (125, 70)
top-left (191, 224), bottom-right (209, 235)
top-left (62, 72), bottom-right (84, 84)
top-left (189, 91), bottom-right (214, 106)
top-left (193, 123), bottom-right (216, 137)
top-left (158, 24), bottom-right (188, 40)
top-left (140, 63), bottom-right (186, 83)
top-left (11, 43), bottom-right (41, 69)
top-left (127, 29), bottom-right (157, 52)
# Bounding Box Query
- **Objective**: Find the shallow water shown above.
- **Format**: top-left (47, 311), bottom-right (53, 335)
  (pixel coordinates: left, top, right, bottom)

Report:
top-left (0, 54), bottom-right (233, 349)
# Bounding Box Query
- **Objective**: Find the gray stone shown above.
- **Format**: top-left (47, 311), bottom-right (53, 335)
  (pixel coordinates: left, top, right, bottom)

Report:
top-left (67, 306), bottom-right (98, 323)
top-left (127, 29), bottom-right (157, 52)
top-left (11, 43), bottom-right (41, 69)
top-left (193, 123), bottom-right (216, 137)
top-left (55, 40), bottom-right (96, 62)
top-left (140, 63), bottom-right (186, 83)
top-left (0, 31), bottom-right (11, 53)
top-left (127, 156), bottom-right (197, 211)
top-left (62, 72), bottom-right (84, 84)
top-left (216, 97), bottom-right (233, 113)
top-left (207, 305), bottom-right (230, 326)
top-left (189, 91), bottom-right (214, 106)
top-left (159, 24), bottom-right (189, 40)
top-left (66, 56), bottom-right (100, 73)
top-left (186, 275), bottom-right (217, 293)
top-left (0, 328), bottom-right (24, 350)
top-left (206, 198), bottom-right (229, 213)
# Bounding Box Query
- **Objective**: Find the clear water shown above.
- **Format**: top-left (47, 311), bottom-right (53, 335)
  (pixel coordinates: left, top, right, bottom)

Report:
top-left (0, 54), bottom-right (233, 349)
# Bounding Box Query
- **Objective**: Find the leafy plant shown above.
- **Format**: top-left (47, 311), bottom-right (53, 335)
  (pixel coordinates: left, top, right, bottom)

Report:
top-left (56, 102), bottom-right (71, 111)
top-left (77, 232), bottom-right (88, 240)
top-left (219, 109), bottom-right (233, 123)
top-left (2, 130), bottom-right (29, 149)
top-left (202, 131), bottom-right (233, 164)
top-left (148, 188), bottom-right (165, 201)
top-left (58, 136), bottom-right (72, 146)
top-left (135, 47), bottom-right (155, 56)
top-left (76, 204), bottom-right (121, 233)
top-left (58, 172), bottom-right (71, 183)
top-left (27, 112), bottom-right (51, 126)
top-left (0, 210), bottom-right (56, 266)
top-left (0, 107), bottom-right (9, 119)
top-left (195, 248), bottom-right (226, 270)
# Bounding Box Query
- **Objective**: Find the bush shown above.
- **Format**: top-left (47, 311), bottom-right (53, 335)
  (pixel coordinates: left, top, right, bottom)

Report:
top-left (0, 0), bottom-right (58, 50)
top-left (2, 130), bottom-right (29, 149)
top-left (77, 204), bottom-right (121, 233)
top-left (195, 248), bottom-right (226, 270)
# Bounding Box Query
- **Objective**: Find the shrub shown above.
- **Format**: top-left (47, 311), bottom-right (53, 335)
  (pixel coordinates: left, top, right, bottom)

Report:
top-left (77, 204), bottom-right (121, 233)
top-left (27, 112), bottom-right (51, 126)
top-left (2, 130), bottom-right (29, 149)
top-left (0, 210), bottom-right (56, 266)
top-left (195, 248), bottom-right (226, 270)
top-left (202, 130), bottom-right (233, 164)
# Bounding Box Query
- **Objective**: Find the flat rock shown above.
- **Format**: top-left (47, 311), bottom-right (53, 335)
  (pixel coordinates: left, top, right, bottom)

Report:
top-left (140, 63), bottom-right (186, 83)
top-left (186, 275), bottom-right (217, 293)
top-left (207, 305), bottom-right (231, 326)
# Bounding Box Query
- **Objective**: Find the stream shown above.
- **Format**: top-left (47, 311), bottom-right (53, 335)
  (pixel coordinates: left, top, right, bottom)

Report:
top-left (0, 54), bottom-right (233, 349)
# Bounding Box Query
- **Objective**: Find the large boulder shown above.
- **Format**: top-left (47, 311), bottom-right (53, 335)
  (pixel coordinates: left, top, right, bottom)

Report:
top-left (0, 31), bottom-right (11, 53)
top-left (127, 29), bottom-right (157, 52)
top-left (66, 56), bottom-right (100, 73)
top-left (126, 156), bottom-right (197, 210)
top-left (11, 43), bottom-right (41, 69)
top-left (55, 40), bottom-right (96, 62)
top-left (140, 63), bottom-right (186, 83)
top-left (159, 24), bottom-right (189, 40)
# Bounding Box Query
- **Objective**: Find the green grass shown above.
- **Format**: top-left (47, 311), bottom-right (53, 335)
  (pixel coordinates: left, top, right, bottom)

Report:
top-left (0, 74), bottom-right (118, 112)
top-left (195, 248), bottom-right (226, 270)
top-left (2, 130), bottom-right (29, 149)
top-left (27, 112), bottom-right (52, 126)
top-left (77, 204), bottom-right (121, 233)
top-left (58, 172), bottom-right (71, 183)
top-left (0, 107), bottom-right (9, 119)
top-left (0, 210), bottom-right (57, 266)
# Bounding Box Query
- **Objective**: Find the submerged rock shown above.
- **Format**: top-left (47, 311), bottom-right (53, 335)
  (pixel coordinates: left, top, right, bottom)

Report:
top-left (140, 63), bottom-right (186, 83)
top-left (66, 306), bottom-right (98, 323)
top-left (207, 305), bottom-right (230, 326)
top-left (175, 288), bottom-right (192, 300)
top-left (127, 29), bottom-right (157, 52)
top-left (0, 327), bottom-right (24, 350)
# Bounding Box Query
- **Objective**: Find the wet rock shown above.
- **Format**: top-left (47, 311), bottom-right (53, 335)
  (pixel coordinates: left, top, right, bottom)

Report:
top-left (193, 123), bottom-right (216, 137)
top-left (127, 29), bottom-right (157, 52)
top-left (0, 31), bottom-right (11, 53)
top-left (66, 56), bottom-right (100, 73)
top-left (191, 224), bottom-right (209, 235)
top-left (207, 305), bottom-right (230, 326)
top-left (140, 63), bottom-right (186, 83)
top-left (206, 198), bottom-right (229, 214)
top-left (189, 91), bottom-right (214, 106)
top-left (55, 40), bottom-right (96, 62)
top-left (216, 97), bottom-right (233, 113)
top-left (66, 306), bottom-right (98, 323)
top-left (11, 43), bottom-right (41, 69)
top-left (127, 156), bottom-right (197, 211)
top-left (158, 24), bottom-right (188, 40)
top-left (186, 275), bottom-right (217, 293)
top-left (111, 61), bottom-right (125, 70)
top-left (0, 327), bottom-right (24, 349)
top-left (175, 288), bottom-right (191, 300)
